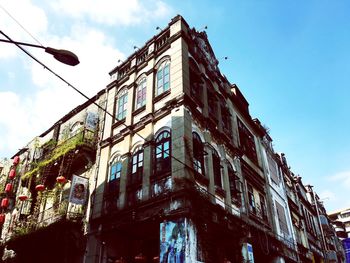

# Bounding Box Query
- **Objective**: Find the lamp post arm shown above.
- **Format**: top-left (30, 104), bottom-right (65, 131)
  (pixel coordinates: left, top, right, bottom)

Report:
top-left (0, 30), bottom-right (79, 66)
top-left (0, 37), bottom-right (44, 49)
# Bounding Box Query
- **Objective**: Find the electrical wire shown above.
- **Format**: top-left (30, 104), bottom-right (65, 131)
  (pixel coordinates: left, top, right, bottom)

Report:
top-left (1, 30), bottom-right (260, 233)
top-left (0, 29), bottom-right (194, 186)
top-left (0, 3), bottom-right (44, 46)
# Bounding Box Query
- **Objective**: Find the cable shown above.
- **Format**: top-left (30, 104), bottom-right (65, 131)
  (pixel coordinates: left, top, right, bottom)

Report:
top-left (0, 30), bottom-right (193, 184)
top-left (2, 32), bottom-right (280, 254)
top-left (0, 4), bottom-right (44, 46)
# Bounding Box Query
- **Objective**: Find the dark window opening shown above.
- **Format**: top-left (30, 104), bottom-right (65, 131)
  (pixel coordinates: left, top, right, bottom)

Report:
top-left (212, 149), bottom-right (222, 188)
top-left (193, 132), bottom-right (205, 176)
top-left (247, 184), bottom-right (256, 214)
top-left (221, 106), bottom-right (231, 134)
top-left (228, 164), bottom-right (240, 203)
top-left (130, 149), bottom-right (144, 185)
top-left (155, 130), bottom-right (171, 176)
top-left (237, 118), bottom-right (258, 165)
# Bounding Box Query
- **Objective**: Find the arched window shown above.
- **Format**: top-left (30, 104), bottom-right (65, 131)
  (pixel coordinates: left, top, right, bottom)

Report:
top-left (70, 121), bottom-right (82, 137)
top-left (155, 130), bottom-right (171, 175)
top-left (192, 132), bottom-right (205, 176)
top-left (135, 78), bottom-right (147, 110)
top-left (156, 61), bottom-right (170, 96)
top-left (131, 147), bottom-right (144, 185)
top-left (212, 149), bottom-right (222, 188)
top-left (116, 89), bottom-right (128, 120)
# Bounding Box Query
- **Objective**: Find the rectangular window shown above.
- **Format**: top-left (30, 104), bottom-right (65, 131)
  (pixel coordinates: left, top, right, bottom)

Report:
top-left (247, 184), bottom-right (256, 214)
top-left (237, 118), bottom-right (258, 164)
top-left (156, 62), bottom-right (170, 96)
top-left (110, 162), bottom-right (122, 181)
top-left (131, 151), bottom-right (143, 184)
top-left (117, 92), bottom-right (128, 120)
top-left (135, 80), bottom-right (147, 110)
top-left (275, 201), bottom-right (289, 235)
top-left (221, 106), bottom-right (231, 133)
top-left (267, 153), bottom-right (279, 184)
top-left (259, 194), bottom-right (268, 220)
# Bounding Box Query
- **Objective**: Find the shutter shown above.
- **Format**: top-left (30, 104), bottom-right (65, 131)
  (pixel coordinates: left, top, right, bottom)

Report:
top-left (275, 201), bottom-right (289, 235)
top-left (267, 153), bottom-right (279, 184)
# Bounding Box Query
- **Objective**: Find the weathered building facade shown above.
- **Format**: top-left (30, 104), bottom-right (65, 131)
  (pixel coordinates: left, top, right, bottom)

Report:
top-left (0, 96), bottom-right (103, 262)
top-left (0, 15), bottom-right (345, 263)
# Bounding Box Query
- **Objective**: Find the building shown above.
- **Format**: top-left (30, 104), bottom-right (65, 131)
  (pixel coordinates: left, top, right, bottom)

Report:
top-left (0, 95), bottom-right (103, 262)
top-left (0, 15), bottom-right (344, 263)
top-left (329, 208), bottom-right (350, 239)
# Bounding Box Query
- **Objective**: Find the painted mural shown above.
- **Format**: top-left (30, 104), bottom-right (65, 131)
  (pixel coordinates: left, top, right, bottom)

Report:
top-left (160, 218), bottom-right (197, 263)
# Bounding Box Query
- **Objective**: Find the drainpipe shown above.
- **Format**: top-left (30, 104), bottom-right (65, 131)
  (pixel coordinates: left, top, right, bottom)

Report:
top-left (308, 185), bottom-right (328, 260)
top-left (83, 88), bottom-right (109, 263)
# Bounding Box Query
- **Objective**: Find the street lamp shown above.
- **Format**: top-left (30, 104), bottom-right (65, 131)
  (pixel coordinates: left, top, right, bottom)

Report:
top-left (0, 30), bottom-right (79, 66)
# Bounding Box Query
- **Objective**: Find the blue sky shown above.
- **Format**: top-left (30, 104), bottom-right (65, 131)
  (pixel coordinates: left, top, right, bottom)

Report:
top-left (0, 0), bottom-right (349, 212)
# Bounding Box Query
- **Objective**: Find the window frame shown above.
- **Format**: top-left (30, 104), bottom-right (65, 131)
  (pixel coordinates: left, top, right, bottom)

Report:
top-left (212, 149), bottom-right (222, 188)
top-left (154, 130), bottom-right (171, 176)
top-left (247, 184), bottom-right (256, 214)
top-left (130, 148), bottom-right (144, 185)
top-left (109, 162), bottom-right (122, 182)
top-left (135, 77), bottom-right (147, 110)
top-left (116, 89), bottom-right (128, 121)
top-left (192, 132), bottom-right (205, 176)
top-left (237, 118), bottom-right (258, 164)
top-left (155, 61), bottom-right (170, 96)
top-left (228, 163), bottom-right (239, 201)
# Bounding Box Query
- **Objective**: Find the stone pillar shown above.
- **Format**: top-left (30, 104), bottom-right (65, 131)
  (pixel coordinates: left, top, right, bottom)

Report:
top-left (221, 159), bottom-right (232, 210)
top-left (203, 144), bottom-right (215, 198)
top-left (118, 153), bottom-right (130, 209)
top-left (142, 141), bottom-right (153, 200)
top-left (171, 106), bottom-right (193, 184)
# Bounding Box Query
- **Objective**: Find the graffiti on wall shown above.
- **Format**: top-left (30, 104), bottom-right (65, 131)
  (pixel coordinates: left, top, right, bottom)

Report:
top-left (160, 219), bottom-right (186, 263)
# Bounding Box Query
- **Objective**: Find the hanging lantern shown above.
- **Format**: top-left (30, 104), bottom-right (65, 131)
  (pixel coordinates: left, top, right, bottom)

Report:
top-left (1, 198), bottom-right (9, 208)
top-left (9, 169), bottom-right (16, 179)
top-left (35, 184), bottom-right (45, 191)
top-left (56, 176), bottom-right (66, 184)
top-left (18, 195), bottom-right (28, 201)
top-left (5, 183), bottom-right (12, 193)
top-left (13, 156), bottom-right (20, 166)
top-left (0, 214), bottom-right (5, 224)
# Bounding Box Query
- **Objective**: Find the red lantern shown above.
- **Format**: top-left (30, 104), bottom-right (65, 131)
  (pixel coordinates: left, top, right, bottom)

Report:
top-left (56, 176), bottom-right (66, 184)
top-left (0, 214), bottom-right (5, 224)
top-left (5, 183), bottom-right (12, 193)
top-left (9, 169), bottom-right (16, 179)
top-left (35, 184), bottom-right (45, 191)
top-left (13, 156), bottom-right (20, 166)
top-left (1, 198), bottom-right (9, 208)
top-left (18, 195), bottom-right (28, 201)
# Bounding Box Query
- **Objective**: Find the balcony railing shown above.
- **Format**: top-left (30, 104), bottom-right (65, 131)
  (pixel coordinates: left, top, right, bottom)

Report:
top-left (22, 128), bottom-right (96, 180)
top-left (12, 200), bottom-right (84, 238)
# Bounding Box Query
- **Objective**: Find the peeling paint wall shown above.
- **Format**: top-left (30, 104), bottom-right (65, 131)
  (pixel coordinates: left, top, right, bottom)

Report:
top-left (160, 218), bottom-right (197, 263)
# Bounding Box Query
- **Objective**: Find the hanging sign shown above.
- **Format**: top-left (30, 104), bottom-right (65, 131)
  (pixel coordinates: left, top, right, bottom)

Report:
top-left (85, 112), bottom-right (98, 131)
top-left (69, 175), bottom-right (89, 205)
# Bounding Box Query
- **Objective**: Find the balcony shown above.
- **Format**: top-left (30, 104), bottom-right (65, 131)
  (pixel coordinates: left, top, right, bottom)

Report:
top-left (12, 199), bottom-right (84, 239)
top-left (22, 128), bottom-right (96, 181)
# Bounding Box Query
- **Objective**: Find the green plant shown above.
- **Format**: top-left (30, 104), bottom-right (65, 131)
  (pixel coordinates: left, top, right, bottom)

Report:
top-left (21, 131), bottom-right (85, 181)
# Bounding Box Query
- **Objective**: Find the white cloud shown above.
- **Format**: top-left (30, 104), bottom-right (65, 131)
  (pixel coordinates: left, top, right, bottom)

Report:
top-left (327, 170), bottom-right (350, 188)
top-left (51, 0), bottom-right (171, 26)
top-left (0, 0), bottom-right (48, 59)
